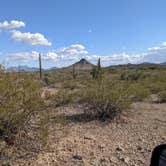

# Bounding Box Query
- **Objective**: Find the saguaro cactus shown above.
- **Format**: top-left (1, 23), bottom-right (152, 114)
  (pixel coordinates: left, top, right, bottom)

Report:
top-left (72, 64), bottom-right (77, 79)
top-left (91, 58), bottom-right (102, 79)
top-left (0, 64), bottom-right (4, 78)
top-left (39, 53), bottom-right (42, 79)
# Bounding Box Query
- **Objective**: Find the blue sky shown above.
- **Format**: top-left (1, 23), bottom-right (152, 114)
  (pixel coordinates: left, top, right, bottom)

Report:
top-left (0, 0), bottom-right (166, 68)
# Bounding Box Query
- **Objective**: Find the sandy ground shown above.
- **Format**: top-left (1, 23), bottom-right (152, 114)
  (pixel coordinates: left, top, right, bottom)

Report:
top-left (11, 101), bottom-right (166, 166)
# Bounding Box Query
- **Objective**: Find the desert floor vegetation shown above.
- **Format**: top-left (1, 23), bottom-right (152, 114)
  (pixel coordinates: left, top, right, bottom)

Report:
top-left (0, 63), bottom-right (166, 165)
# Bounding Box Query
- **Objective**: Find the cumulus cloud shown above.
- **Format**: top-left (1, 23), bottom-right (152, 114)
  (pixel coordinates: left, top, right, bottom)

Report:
top-left (0, 20), bottom-right (51, 46)
top-left (7, 44), bottom-right (87, 63)
top-left (85, 53), bottom-right (144, 66)
top-left (10, 30), bottom-right (52, 46)
top-left (0, 20), bottom-right (25, 30)
top-left (8, 51), bottom-right (39, 62)
top-left (144, 43), bottom-right (166, 63)
top-left (6, 42), bottom-right (166, 67)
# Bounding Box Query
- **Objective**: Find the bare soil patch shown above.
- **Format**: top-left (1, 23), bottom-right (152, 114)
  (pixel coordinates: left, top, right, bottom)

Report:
top-left (11, 102), bottom-right (166, 166)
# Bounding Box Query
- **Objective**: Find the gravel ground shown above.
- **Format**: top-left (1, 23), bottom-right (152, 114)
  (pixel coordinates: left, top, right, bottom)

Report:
top-left (11, 102), bottom-right (166, 166)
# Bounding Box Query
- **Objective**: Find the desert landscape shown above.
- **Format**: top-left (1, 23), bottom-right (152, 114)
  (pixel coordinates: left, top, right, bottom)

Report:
top-left (1, 1), bottom-right (166, 165)
top-left (0, 59), bottom-right (166, 166)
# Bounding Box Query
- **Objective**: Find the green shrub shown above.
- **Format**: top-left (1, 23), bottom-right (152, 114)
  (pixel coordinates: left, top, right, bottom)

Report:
top-left (52, 89), bottom-right (75, 107)
top-left (129, 85), bottom-right (151, 101)
top-left (120, 70), bottom-right (145, 81)
top-left (146, 82), bottom-right (166, 94)
top-left (158, 91), bottom-right (166, 103)
top-left (79, 79), bottom-right (131, 120)
top-left (0, 73), bottom-right (43, 145)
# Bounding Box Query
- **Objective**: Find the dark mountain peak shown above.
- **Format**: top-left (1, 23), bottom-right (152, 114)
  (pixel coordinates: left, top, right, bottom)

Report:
top-left (67, 58), bottom-right (94, 70)
top-left (75, 58), bottom-right (91, 65)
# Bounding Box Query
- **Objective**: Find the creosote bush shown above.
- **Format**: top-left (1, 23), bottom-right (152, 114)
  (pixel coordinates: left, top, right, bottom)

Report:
top-left (128, 84), bottom-right (151, 101)
top-left (0, 73), bottom-right (43, 145)
top-left (78, 79), bottom-right (131, 120)
top-left (120, 70), bottom-right (145, 81)
top-left (51, 88), bottom-right (75, 107)
top-left (158, 91), bottom-right (166, 103)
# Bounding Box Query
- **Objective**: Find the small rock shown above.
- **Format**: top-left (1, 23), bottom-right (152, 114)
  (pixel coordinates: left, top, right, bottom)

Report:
top-left (116, 146), bottom-right (124, 152)
top-left (98, 144), bottom-right (105, 149)
top-left (137, 145), bottom-right (142, 151)
top-left (73, 154), bottom-right (83, 160)
top-left (138, 138), bottom-right (144, 142)
top-left (0, 141), bottom-right (6, 149)
top-left (162, 136), bottom-right (166, 141)
top-left (84, 135), bottom-right (95, 140)
top-left (100, 158), bottom-right (107, 163)
top-left (90, 152), bottom-right (94, 156)
top-left (68, 148), bottom-right (72, 152)
top-left (119, 156), bottom-right (130, 163)
top-left (109, 157), bottom-right (116, 163)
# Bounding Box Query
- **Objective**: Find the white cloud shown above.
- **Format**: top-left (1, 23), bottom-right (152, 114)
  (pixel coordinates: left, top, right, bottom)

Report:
top-left (85, 53), bottom-right (144, 66)
top-left (7, 44), bottom-right (87, 64)
top-left (0, 20), bottom-right (25, 30)
top-left (6, 42), bottom-right (166, 67)
top-left (145, 42), bottom-right (166, 63)
top-left (162, 42), bottom-right (166, 47)
top-left (0, 20), bottom-right (52, 46)
top-left (8, 51), bottom-right (39, 62)
top-left (11, 30), bottom-right (52, 46)
top-left (148, 47), bottom-right (160, 51)
top-left (56, 44), bottom-right (88, 57)
top-left (43, 52), bottom-right (58, 61)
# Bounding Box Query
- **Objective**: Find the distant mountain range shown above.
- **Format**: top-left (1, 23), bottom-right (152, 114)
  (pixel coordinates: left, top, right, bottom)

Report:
top-left (6, 66), bottom-right (57, 72)
top-left (5, 60), bottom-right (166, 72)
top-left (160, 62), bottom-right (166, 65)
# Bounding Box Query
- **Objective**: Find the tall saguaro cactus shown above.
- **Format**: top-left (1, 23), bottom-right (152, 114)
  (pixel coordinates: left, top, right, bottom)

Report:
top-left (72, 64), bottom-right (77, 79)
top-left (39, 53), bottom-right (42, 79)
top-left (91, 58), bottom-right (103, 79)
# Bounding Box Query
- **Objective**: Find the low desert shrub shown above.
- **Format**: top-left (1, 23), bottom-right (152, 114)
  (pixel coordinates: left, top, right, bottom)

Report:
top-left (120, 70), bottom-right (145, 81)
top-left (79, 79), bottom-right (131, 120)
top-left (158, 91), bottom-right (166, 103)
top-left (51, 89), bottom-right (75, 107)
top-left (0, 73), bottom-right (43, 145)
top-left (128, 84), bottom-right (151, 101)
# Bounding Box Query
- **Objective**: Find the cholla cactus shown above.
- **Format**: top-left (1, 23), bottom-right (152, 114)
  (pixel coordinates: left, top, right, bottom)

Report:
top-left (39, 54), bottom-right (42, 79)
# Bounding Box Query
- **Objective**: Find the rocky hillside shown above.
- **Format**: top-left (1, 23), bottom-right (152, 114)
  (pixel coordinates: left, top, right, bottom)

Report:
top-left (67, 59), bottom-right (95, 70)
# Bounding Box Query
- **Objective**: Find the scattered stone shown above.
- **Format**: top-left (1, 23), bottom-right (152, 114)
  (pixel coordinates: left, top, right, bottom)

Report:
top-left (137, 145), bottom-right (143, 151)
top-left (90, 152), bottom-right (94, 156)
top-left (116, 146), bottom-right (124, 152)
top-left (98, 144), bottom-right (105, 149)
top-left (84, 135), bottom-right (95, 141)
top-left (0, 141), bottom-right (6, 149)
top-left (109, 157), bottom-right (116, 163)
top-left (138, 138), bottom-right (144, 142)
top-left (73, 154), bottom-right (83, 160)
top-left (162, 136), bottom-right (166, 141)
top-left (119, 156), bottom-right (130, 164)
